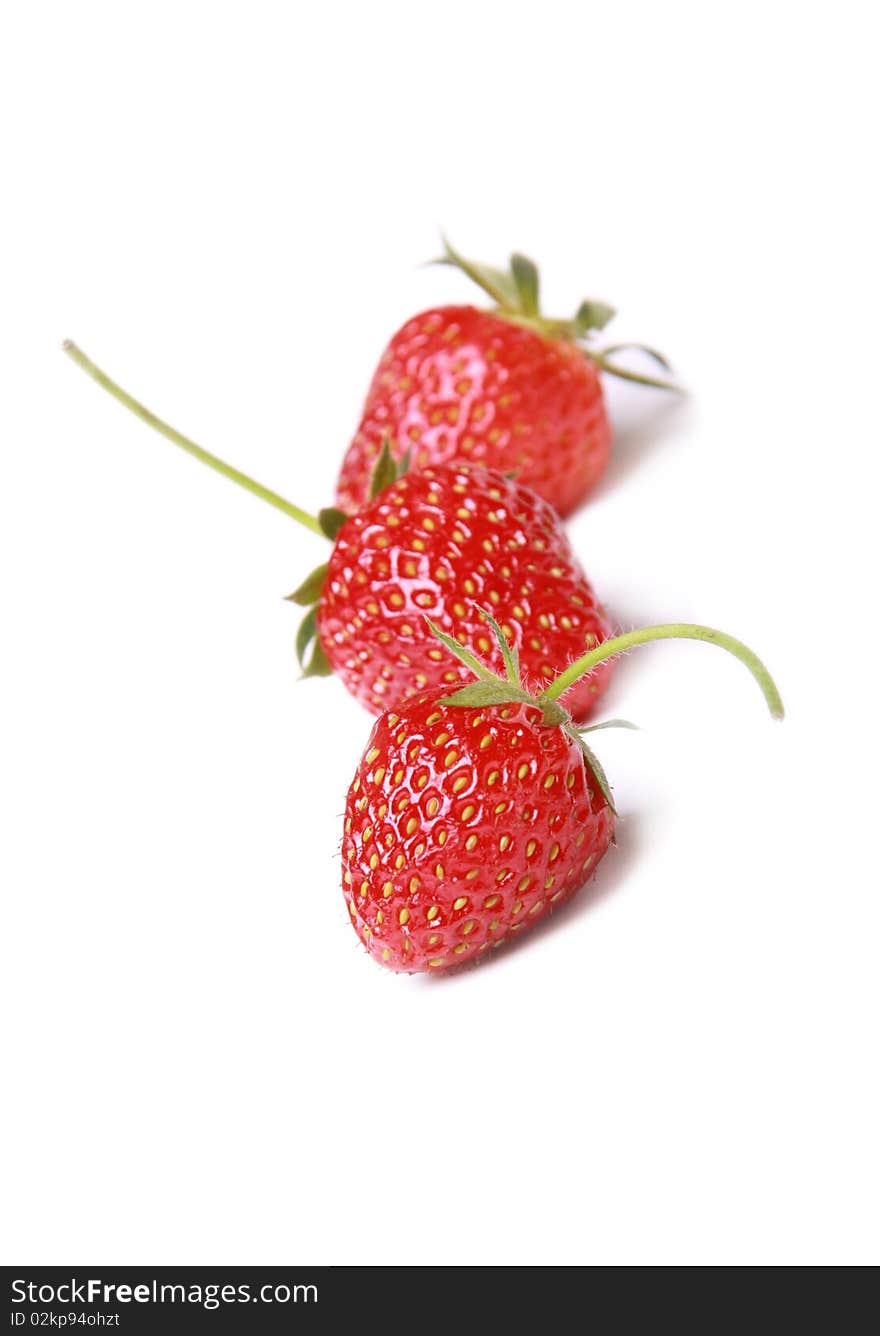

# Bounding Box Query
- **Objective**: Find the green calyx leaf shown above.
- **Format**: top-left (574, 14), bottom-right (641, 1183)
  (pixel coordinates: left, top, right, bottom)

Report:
top-left (433, 236), bottom-right (520, 311)
top-left (295, 605), bottom-right (318, 667)
top-left (318, 507), bottom-right (349, 541)
top-left (575, 299), bottom-right (617, 334)
top-left (510, 253), bottom-right (540, 317)
top-left (423, 617), bottom-right (498, 683)
top-left (578, 718), bottom-right (639, 735)
top-left (301, 634), bottom-right (333, 678)
top-left (474, 604), bottom-right (520, 686)
top-left (285, 562), bottom-right (329, 607)
top-left (368, 438), bottom-right (411, 500)
top-left (439, 682), bottom-right (534, 710)
top-left (369, 439), bottom-right (397, 499)
top-left (294, 604), bottom-right (333, 678)
top-left (572, 733), bottom-right (617, 815)
top-left (587, 342), bottom-right (682, 393)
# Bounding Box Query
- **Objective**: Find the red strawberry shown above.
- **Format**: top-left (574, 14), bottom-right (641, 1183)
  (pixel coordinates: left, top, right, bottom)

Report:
top-left (315, 460), bottom-right (613, 718)
top-left (342, 618), bottom-right (783, 973)
top-left (62, 343), bottom-right (614, 721)
top-left (336, 239), bottom-right (679, 518)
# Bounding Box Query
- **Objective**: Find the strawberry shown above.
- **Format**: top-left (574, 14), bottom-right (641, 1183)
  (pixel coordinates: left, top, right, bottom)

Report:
top-left (63, 345), bottom-right (613, 719)
top-left (335, 239), bottom-right (679, 518)
top-left (314, 459), bottom-right (612, 717)
top-left (342, 616), bottom-right (783, 973)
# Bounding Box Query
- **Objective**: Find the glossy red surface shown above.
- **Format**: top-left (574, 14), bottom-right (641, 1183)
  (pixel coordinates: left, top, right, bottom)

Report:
top-left (336, 305), bottom-right (611, 517)
top-left (341, 690), bottom-right (615, 973)
top-left (317, 463), bottom-right (613, 720)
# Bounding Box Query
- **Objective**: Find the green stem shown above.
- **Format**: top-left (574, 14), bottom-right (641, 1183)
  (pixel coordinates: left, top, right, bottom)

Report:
top-left (62, 341), bottom-right (325, 537)
top-left (541, 624), bottom-right (784, 720)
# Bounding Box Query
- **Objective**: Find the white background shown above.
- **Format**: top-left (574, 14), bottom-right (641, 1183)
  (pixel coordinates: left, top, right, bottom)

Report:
top-left (1, 2), bottom-right (877, 1266)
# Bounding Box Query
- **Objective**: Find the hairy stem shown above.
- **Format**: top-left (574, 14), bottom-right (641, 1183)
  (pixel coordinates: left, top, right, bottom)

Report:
top-left (541, 624), bottom-right (784, 720)
top-left (62, 341), bottom-right (325, 536)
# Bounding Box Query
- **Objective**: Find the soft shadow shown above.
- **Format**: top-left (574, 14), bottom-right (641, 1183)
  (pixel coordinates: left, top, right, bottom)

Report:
top-left (595, 384), bottom-right (692, 496)
top-left (417, 810), bottom-right (645, 984)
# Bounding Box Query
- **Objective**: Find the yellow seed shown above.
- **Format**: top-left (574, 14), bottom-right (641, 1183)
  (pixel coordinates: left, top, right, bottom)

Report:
top-left (529, 899), bottom-right (544, 916)
top-left (423, 517), bottom-right (436, 531)
top-left (488, 919), bottom-right (500, 932)
top-left (428, 934), bottom-right (441, 945)
top-left (480, 734), bottom-right (492, 750)
top-left (369, 853), bottom-right (379, 870)
top-left (526, 839), bottom-right (537, 857)
top-left (543, 774), bottom-right (555, 789)
top-left (465, 834), bottom-right (478, 851)
top-left (343, 870), bottom-right (351, 885)
top-left (483, 894), bottom-right (501, 910)
top-left (359, 881), bottom-right (368, 898)
top-left (428, 957), bottom-right (446, 968)
top-left (453, 896), bottom-right (468, 911)
top-left (452, 775), bottom-right (468, 793)
top-left (382, 880), bottom-right (393, 897)
top-left (435, 864), bottom-right (445, 879)
top-left (549, 843), bottom-right (560, 862)
top-left (426, 711), bottom-right (442, 726)
top-left (461, 920), bottom-right (476, 935)
top-left (417, 774), bottom-right (428, 789)
top-left (409, 876), bottom-right (420, 894)
top-left (394, 854), bottom-right (405, 870)
top-left (365, 748), bottom-right (379, 764)
top-left (426, 797), bottom-right (439, 817)
top-left (517, 875), bottom-right (531, 892)
top-left (376, 909), bottom-right (384, 924)
top-left (465, 868), bottom-right (479, 880)
top-left (427, 906), bottom-right (440, 921)
top-left (544, 875), bottom-right (555, 890)
top-left (461, 804), bottom-right (475, 822)
top-left (453, 943), bottom-right (469, 955)
top-left (512, 900), bottom-right (523, 915)
top-left (399, 908), bottom-right (410, 925)
top-left (517, 762), bottom-right (529, 779)
top-left (382, 947), bottom-right (391, 961)
top-left (435, 731), bottom-right (450, 745)
top-left (444, 750), bottom-right (459, 768)
top-left (487, 770), bottom-right (500, 786)
top-left (437, 830), bottom-right (448, 846)
top-left (406, 817), bottom-right (418, 835)
top-left (499, 834), bottom-right (511, 852)
top-left (348, 900), bottom-right (356, 917)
